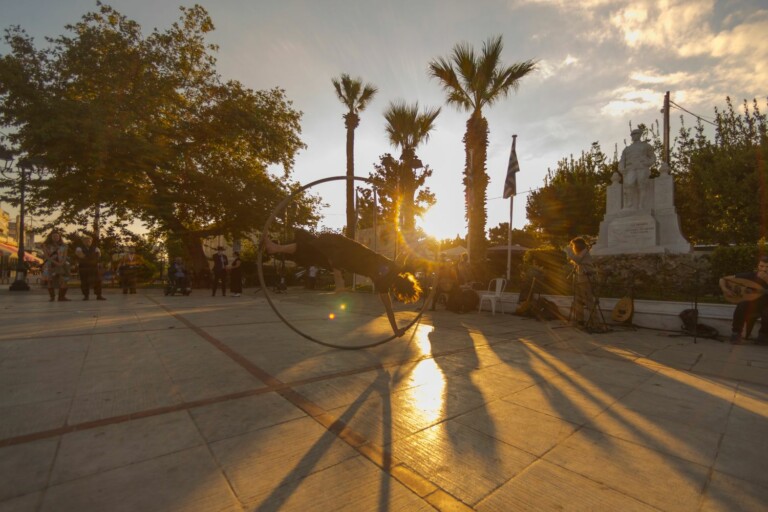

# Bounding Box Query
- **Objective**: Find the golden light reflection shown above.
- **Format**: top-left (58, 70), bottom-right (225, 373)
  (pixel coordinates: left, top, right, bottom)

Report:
top-left (403, 358), bottom-right (446, 431)
top-left (328, 313), bottom-right (335, 320)
top-left (411, 324), bottom-right (434, 356)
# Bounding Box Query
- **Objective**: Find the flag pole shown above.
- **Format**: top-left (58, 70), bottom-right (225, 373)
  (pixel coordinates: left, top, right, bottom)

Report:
top-left (506, 135), bottom-right (517, 281)
top-left (503, 134), bottom-right (520, 281)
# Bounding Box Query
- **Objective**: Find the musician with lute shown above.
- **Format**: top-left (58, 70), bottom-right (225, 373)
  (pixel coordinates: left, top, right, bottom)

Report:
top-left (719, 255), bottom-right (768, 345)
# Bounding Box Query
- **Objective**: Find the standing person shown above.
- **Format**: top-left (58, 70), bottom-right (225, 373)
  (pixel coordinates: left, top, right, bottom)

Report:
top-left (263, 229), bottom-right (421, 337)
top-left (306, 265), bottom-right (318, 290)
top-left (119, 247), bottom-right (142, 294)
top-left (229, 251), bottom-right (242, 297)
top-left (456, 253), bottom-right (475, 288)
top-left (75, 235), bottom-right (106, 301)
top-left (719, 255), bottom-right (768, 345)
top-left (211, 246), bottom-right (228, 296)
top-left (41, 229), bottom-right (71, 302)
top-left (565, 237), bottom-right (595, 327)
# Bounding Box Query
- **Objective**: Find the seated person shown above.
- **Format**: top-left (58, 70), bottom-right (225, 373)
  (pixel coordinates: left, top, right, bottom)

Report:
top-left (455, 253), bottom-right (475, 289)
top-left (168, 257), bottom-right (190, 291)
top-left (431, 257), bottom-right (458, 310)
top-left (719, 255), bottom-right (768, 345)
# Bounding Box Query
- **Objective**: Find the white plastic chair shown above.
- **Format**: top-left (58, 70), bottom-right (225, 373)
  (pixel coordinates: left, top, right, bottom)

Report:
top-left (478, 278), bottom-right (507, 315)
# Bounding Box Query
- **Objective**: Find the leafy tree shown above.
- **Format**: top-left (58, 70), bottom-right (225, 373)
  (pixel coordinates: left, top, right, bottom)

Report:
top-left (671, 98), bottom-right (767, 244)
top-left (0, 4), bottom-right (306, 282)
top-left (382, 100), bottom-right (440, 232)
top-left (526, 142), bottom-right (615, 246)
top-left (331, 73), bottom-right (377, 240)
top-left (488, 222), bottom-right (544, 248)
top-left (366, 153), bottom-right (436, 233)
top-left (428, 35), bottom-right (536, 271)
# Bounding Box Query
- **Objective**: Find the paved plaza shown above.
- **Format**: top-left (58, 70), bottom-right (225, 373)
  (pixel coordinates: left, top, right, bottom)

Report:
top-left (1, 286), bottom-right (767, 511)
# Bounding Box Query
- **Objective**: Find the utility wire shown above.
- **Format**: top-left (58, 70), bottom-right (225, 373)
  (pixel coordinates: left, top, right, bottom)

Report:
top-left (669, 100), bottom-right (717, 127)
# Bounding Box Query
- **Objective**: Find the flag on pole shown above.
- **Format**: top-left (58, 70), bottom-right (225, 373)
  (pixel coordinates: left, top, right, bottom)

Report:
top-left (503, 137), bottom-right (519, 199)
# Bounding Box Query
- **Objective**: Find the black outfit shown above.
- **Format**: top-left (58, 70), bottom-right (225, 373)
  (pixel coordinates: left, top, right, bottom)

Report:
top-left (211, 253), bottom-right (228, 296)
top-left (78, 244), bottom-right (104, 300)
top-left (229, 257), bottom-right (242, 294)
top-left (290, 229), bottom-right (401, 292)
top-left (732, 271), bottom-right (768, 341)
top-left (120, 255), bottom-right (140, 294)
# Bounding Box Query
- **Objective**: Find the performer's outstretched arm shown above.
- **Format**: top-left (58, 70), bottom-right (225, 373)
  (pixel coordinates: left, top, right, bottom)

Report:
top-left (379, 293), bottom-right (406, 337)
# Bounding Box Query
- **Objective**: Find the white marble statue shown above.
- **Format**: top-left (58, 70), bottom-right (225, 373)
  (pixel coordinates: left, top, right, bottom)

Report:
top-left (619, 127), bottom-right (656, 210)
top-left (591, 127), bottom-right (690, 255)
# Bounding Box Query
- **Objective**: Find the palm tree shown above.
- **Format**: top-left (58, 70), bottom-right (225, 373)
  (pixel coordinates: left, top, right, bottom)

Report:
top-left (332, 73), bottom-right (378, 240)
top-left (383, 100), bottom-right (441, 232)
top-left (429, 35), bottom-right (536, 269)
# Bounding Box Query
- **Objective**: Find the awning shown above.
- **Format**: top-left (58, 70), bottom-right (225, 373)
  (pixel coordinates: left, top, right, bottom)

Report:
top-left (0, 241), bottom-right (43, 263)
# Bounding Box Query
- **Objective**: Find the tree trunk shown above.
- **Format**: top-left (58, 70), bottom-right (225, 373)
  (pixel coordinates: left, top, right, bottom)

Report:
top-left (344, 113), bottom-right (359, 240)
top-left (464, 113), bottom-right (489, 277)
top-left (181, 232), bottom-right (211, 289)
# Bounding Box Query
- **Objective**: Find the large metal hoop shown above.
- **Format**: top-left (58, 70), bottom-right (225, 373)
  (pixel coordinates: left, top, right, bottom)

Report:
top-left (257, 175), bottom-right (435, 350)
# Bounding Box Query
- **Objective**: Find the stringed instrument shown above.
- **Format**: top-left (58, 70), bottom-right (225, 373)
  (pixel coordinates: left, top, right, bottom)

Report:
top-left (515, 277), bottom-right (537, 316)
top-left (721, 276), bottom-right (768, 304)
top-left (611, 296), bottom-right (634, 323)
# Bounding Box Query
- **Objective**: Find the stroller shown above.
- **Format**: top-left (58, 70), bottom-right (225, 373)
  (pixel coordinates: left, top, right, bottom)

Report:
top-left (165, 262), bottom-right (192, 296)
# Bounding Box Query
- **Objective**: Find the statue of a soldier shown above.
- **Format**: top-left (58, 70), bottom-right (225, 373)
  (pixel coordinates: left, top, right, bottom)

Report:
top-left (619, 127), bottom-right (656, 210)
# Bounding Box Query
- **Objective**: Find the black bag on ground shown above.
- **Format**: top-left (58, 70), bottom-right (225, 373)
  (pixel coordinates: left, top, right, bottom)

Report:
top-left (679, 309), bottom-right (720, 339)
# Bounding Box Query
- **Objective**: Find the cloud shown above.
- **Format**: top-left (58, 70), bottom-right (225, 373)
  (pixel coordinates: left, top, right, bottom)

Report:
top-left (600, 87), bottom-right (661, 117)
top-left (629, 69), bottom-right (693, 85)
top-left (537, 54), bottom-right (581, 79)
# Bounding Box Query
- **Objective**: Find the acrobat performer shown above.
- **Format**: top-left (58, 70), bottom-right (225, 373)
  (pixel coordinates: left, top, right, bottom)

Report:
top-left (263, 229), bottom-right (422, 337)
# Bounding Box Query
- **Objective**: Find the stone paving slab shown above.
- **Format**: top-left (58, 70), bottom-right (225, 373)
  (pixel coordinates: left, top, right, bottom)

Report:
top-left (0, 287), bottom-right (767, 511)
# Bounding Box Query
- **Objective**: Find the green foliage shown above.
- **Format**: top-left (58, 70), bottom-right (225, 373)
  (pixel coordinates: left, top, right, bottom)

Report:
top-left (487, 223), bottom-right (544, 248)
top-left (709, 242), bottom-right (768, 282)
top-left (526, 142), bottom-right (615, 245)
top-left (381, 100), bottom-right (440, 232)
top-left (0, 4), bottom-right (307, 280)
top-left (672, 98), bottom-right (768, 244)
top-left (366, 153), bottom-right (435, 232)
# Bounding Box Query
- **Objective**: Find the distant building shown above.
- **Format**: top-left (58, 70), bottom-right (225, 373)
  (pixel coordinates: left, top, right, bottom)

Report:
top-left (0, 206), bottom-right (9, 239)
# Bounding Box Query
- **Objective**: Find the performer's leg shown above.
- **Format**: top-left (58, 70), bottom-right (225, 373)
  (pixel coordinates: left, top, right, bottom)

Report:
top-left (264, 238), bottom-right (297, 255)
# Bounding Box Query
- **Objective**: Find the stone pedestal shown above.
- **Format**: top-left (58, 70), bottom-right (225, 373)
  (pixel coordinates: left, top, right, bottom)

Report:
top-left (592, 164), bottom-right (690, 256)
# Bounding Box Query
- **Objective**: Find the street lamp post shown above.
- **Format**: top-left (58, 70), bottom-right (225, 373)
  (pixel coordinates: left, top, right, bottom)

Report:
top-left (10, 159), bottom-right (33, 291)
top-left (1, 149), bottom-right (35, 291)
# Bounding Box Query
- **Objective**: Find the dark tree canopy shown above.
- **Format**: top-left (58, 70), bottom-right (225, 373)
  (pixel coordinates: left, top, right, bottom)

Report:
top-left (671, 97), bottom-right (767, 245)
top-left (0, 4), bottom-right (307, 279)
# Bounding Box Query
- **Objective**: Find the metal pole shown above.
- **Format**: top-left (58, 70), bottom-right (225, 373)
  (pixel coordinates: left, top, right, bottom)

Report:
top-left (663, 91), bottom-right (670, 165)
top-left (10, 164), bottom-right (30, 291)
top-left (507, 198), bottom-right (513, 281)
top-left (506, 134), bottom-right (517, 282)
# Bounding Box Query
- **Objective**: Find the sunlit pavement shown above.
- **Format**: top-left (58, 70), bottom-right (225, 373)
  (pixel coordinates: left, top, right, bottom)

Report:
top-left (1, 287), bottom-right (767, 512)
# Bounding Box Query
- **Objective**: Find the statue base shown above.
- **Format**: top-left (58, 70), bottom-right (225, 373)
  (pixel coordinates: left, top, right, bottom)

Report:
top-left (591, 209), bottom-right (690, 256)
